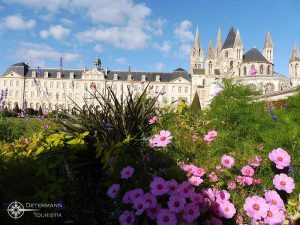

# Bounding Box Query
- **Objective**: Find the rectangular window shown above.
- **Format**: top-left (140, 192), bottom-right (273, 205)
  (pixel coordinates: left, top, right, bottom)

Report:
top-left (49, 92), bottom-right (53, 98)
top-left (10, 80), bottom-right (13, 87)
top-left (155, 86), bottom-right (159, 92)
top-left (172, 86), bottom-right (175, 92)
top-left (4, 80), bottom-right (7, 87)
top-left (15, 91), bottom-right (19, 97)
top-left (69, 82), bottom-right (73, 89)
top-left (16, 80), bottom-right (19, 86)
top-left (178, 87), bottom-right (182, 93)
top-left (50, 82), bottom-right (54, 88)
top-left (56, 82), bottom-right (60, 88)
top-left (55, 93), bottom-right (59, 99)
top-left (185, 87), bottom-right (188, 93)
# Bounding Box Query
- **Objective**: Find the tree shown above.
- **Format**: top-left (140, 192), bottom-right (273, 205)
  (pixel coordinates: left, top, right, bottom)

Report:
top-left (38, 106), bottom-right (43, 116)
top-left (190, 91), bottom-right (201, 113)
top-left (13, 103), bottom-right (20, 114)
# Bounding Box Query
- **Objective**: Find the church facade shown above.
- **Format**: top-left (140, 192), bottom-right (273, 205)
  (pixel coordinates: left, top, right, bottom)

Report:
top-left (0, 27), bottom-right (299, 111)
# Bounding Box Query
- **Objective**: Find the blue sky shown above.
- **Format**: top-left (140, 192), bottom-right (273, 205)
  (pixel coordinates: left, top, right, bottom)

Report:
top-left (0, 0), bottom-right (299, 75)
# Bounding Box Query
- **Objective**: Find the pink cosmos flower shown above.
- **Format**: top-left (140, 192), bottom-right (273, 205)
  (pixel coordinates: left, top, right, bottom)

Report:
top-left (190, 193), bottom-right (205, 204)
top-left (150, 177), bottom-right (168, 196)
top-left (149, 116), bottom-right (158, 125)
top-left (156, 209), bottom-right (177, 225)
top-left (241, 165), bottom-right (255, 177)
top-left (153, 130), bottom-right (173, 148)
top-left (182, 203), bottom-right (200, 223)
top-left (209, 172), bottom-right (218, 182)
top-left (264, 190), bottom-right (285, 210)
top-left (146, 204), bottom-right (161, 220)
top-left (218, 201), bottom-right (236, 219)
top-left (201, 188), bottom-right (216, 202)
top-left (204, 134), bottom-right (214, 143)
top-left (106, 184), bottom-right (120, 199)
top-left (129, 188), bottom-right (144, 202)
top-left (249, 156), bottom-right (262, 168)
top-left (144, 193), bottom-right (157, 209)
top-left (242, 176), bottom-right (253, 186)
top-left (269, 148), bottom-right (291, 169)
top-left (178, 181), bottom-right (195, 198)
top-left (188, 176), bottom-right (204, 186)
top-left (43, 124), bottom-right (49, 129)
top-left (208, 130), bottom-right (218, 138)
top-left (167, 179), bottom-right (179, 195)
top-left (216, 165), bottom-right (224, 173)
top-left (227, 182), bottom-right (237, 190)
top-left (221, 154), bottom-right (235, 169)
top-left (264, 205), bottom-right (285, 225)
top-left (273, 173), bottom-right (295, 193)
top-left (249, 68), bottom-right (257, 75)
top-left (243, 196), bottom-right (269, 221)
top-left (252, 178), bottom-right (261, 185)
top-left (119, 210), bottom-right (135, 225)
top-left (149, 138), bottom-right (157, 148)
top-left (192, 134), bottom-right (198, 141)
top-left (216, 190), bottom-right (231, 204)
top-left (120, 166), bottom-right (134, 179)
top-left (133, 197), bottom-right (149, 215)
top-left (192, 166), bottom-right (206, 177)
top-left (167, 195), bottom-right (186, 213)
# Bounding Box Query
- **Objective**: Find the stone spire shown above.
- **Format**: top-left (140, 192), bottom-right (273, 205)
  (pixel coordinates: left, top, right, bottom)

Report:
top-left (215, 28), bottom-right (222, 54)
top-left (233, 29), bottom-right (243, 48)
top-left (290, 45), bottom-right (300, 62)
top-left (193, 26), bottom-right (200, 49)
top-left (264, 32), bottom-right (274, 49)
top-left (206, 41), bottom-right (215, 60)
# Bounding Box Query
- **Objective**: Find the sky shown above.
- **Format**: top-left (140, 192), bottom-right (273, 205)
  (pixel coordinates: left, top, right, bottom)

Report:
top-left (0, 0), bottom-right (299, 75)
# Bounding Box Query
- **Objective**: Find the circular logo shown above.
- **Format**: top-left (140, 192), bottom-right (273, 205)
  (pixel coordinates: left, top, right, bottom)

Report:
top-left (7, 201), bottom-right (24, 219)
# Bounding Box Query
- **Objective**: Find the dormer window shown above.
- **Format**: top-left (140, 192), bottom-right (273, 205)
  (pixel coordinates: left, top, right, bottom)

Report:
top-left (32, 71), bottom-right (36, 77)
top-left (57, 71), bottom-right (61, 78)
top-left (70, 72), bottom-right (74, 79)
top-left (141, 75), bottom-right (146, 81)
top-left (114, 74), bottom-right (119, 80)
top-left (128, 74), bottom-right (132, 80)
top-left (156, 75), bottom-right (160, 82)
top-left (44, 71), bottom-right (48, 78)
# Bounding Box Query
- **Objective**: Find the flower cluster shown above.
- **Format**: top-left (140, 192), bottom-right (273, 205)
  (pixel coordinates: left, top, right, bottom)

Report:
top-left (204, 130), bottom-right (218, 144)
top-left (149, 116), bottom-right (158, 125)
top-left (149, 130), bottom-right (172, 148)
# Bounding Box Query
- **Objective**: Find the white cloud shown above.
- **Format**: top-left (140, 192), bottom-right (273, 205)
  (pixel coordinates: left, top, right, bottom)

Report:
top-left (76, 26), bottom-right (149, 50)
top-left (40, 25), bottom-right (70, 40)
top-left (13, 42), bottom-right (80, 67)
top-left (153, 41), bottom-right (171, 54)
top-left (155, 63), bottom-right (165, 71)
top-left (115, 57), bottom-right (126, 64)
top-left (60, 18), bottom-right (74, 26)
top-left (3, 14), bottom-right (35, 30)
top-left (93, 44), bottom-right (103, 53)
top-left (174, 20), bottom-right (193, 43)
top-left (178, 44), bottom-right (191, 57)
top-left (4, 0), bottom-right (69, 12)
top-left (145, 18), bottom-right (167, 35)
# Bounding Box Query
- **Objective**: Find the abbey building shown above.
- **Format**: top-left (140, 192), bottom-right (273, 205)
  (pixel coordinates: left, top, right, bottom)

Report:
top-left (0, 27), bottom-right (299, 111)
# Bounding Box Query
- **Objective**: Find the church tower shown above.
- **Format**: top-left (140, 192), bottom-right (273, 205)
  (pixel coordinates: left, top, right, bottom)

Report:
top-left (289, 45), bottom-right (300, 82)
top-left (233, 30), bottom-right (243, 76)
top-left (215, 28), bottom-right (222, 68)
top-left (205, 41), bottom-right (215, 75)
top-left (190, 27), bottom-right (204, 72)
top-left (94, 56), bottom-right (101, 70)
top-left (263, 32), bottom-right (274, 64)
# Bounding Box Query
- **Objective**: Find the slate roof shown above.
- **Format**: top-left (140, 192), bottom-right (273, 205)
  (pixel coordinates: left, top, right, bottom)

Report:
top-left (222, 27), bottom-right (236, 50)
top-left (243, 48), bottom-right (269, 63)
top-left (2, 62), bottom-right (191, 82)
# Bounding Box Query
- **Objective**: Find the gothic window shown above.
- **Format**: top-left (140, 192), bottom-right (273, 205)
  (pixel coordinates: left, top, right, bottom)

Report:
top-left (267, 65), bottom-right (271, 75)
top-left (209, 61), bottom-right (212, 74)
top-left (251, 64), bottom-right (255, 70)
top-left (225, 51), bottom-right (228, 57)
top-left (296, 64), bottom-right (298, 77)
top-left (265, 83), bottom-right (275, 93)
top-left (260, 65), bottom-right (264, 74)
top-left (243, 66), bottom-right (247, 75)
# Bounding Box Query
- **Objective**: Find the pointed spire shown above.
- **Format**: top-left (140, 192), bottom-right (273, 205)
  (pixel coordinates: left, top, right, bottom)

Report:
top-left (206, 41), bottom-right (215, 60)
top-left (234, 29), bottom-right (243, 48)
top-left (193, 27), bottom-right (200, 49)
top-left (222, 27), bottom-right (236, 49)
top-left (290, 44), bottom-right (300, 62)
top-left (264, 32), bottom-right (273, 49)
top-left (216, 28), bottom-right (222, 52)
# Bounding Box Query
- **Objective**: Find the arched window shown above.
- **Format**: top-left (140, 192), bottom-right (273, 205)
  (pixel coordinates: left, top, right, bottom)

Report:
top-left (296, 64), bottom-right (298, 77)
top-left (225, 51), bottom-right (228, 57)
top-left (260, 65), bottom-right (264, 74)
top-left (267, 65), bottom-right (271, 75)
top-left (251, 64), bottom-right (255, 70)
top-left (208, 61), bottom-right (212, 74)
top-left (243, 66), bottom-right (247, 75)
